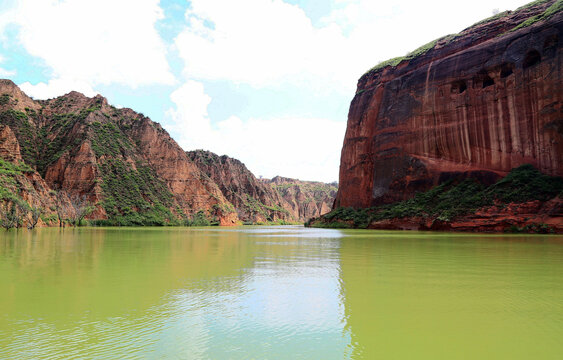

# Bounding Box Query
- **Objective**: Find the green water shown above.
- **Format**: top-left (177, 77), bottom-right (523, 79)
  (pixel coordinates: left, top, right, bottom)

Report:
top-left (1, 227), bottom-right (562, 359)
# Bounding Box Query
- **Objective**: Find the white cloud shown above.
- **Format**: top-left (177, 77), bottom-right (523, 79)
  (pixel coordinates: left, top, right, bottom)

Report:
top-left (175, 0), bottom-right (353, 89)
top-left (166, 80), bottom-right (344, 182)
top-left (0, 68), bottom-right (15, 77)
top-left (19, 78), bottom-right (98, 100)
top-left (167, 0), bottom-right (532, 182)
top-left (213, 115), bottom-right (345, 182)
top-left (175, 0), bottom-right (532, 93)
top-left (3, 0), bottom-right (173, 88)
top-left (167, 80), bottom-right (213, 147)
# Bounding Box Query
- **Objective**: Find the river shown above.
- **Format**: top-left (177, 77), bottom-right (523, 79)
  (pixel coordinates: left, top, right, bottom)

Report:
top-left (1, 226), bottom-right (562, 359)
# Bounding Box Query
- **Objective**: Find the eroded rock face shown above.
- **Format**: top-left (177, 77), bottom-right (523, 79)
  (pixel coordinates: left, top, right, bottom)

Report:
top-left (127, 120), bottom-right (232, 217)
top-left (336, 1), bottom-right (563, 208)
top-left (0, 80), bottom-right (239, 224)
top-left (0, 80), bottom-right (336, 225)
top-left (187, 150), bottom-right (292, 223)
top-left (0, 80), bottom-right (40, 113)
top-left (265, 176), bottom-right (337, 221)
top-left (0, 125), bottom-right (23, 163)
top-left (188, 150), bottom-right (338, 223)
top-left (0, 124), bottom-right (58, 221)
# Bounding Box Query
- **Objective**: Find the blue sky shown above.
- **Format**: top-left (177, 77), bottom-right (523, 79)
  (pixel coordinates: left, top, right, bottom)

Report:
top-left (0, 0), bottom-right (531, 182)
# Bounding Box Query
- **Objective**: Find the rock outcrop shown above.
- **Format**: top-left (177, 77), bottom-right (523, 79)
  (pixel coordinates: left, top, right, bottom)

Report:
top-left (336, 0), bottom-right (563, 208)
top-left (311, 164), bottom-right (563, 233)
top-left (0, 80), bottom-right (336, 226)
top-left (187, 150), bottom-right (292, 223)
top-left (264, 176), bottom-right (337, 221)
top-left (187, 150), bottom-right (338, 223)
top-left (0, 124), bottom-right (59, 222)
top-left (0, 79), bottom-right (238, 225)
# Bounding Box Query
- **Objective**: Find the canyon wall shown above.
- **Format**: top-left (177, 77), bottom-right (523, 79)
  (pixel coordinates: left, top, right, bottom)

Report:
top-left (265, 176), bottom-right (337, 221)
top-left (0, 80), bottom-right (238, 225)
top-left (188, 150), bottom-right (337, 223)
top-left (187, 150), bottom-right (292, 223)
top-left (336, 0), bottom-right (563, 208)
top-left (0, 81), bottom-right (335, 225)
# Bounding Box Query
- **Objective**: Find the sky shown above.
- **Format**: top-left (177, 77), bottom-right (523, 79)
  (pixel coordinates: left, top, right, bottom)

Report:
top-left (0, 0), bottom-right (532, 182)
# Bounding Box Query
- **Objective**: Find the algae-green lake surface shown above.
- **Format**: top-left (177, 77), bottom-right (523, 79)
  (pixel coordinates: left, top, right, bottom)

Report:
top-left (1, 226), bottom-right (562, 359)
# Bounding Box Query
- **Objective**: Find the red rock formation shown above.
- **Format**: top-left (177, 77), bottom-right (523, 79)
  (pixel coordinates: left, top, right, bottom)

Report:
top-left (188, 150), bottom-right (338, 223)
top-left (0, 80), bottom-right (239, 225)
top-left (0, 80), bottom-right (40, 113)
top-left (336, 1), bottom-right (563, 208)
top-left (126, 119), bottom-right (233, 219)
top-left (0, 125), bottom-right (23, 163)
top-left (367, 198), bottom-right (563, 233)
top-left (187, 150), bottom-right (293, 223)
top-left (0, 124), bottom-right (59, 222)
top-left (0, 80), bottom-right (335, 226)
top-left (266, 176), bottom-right (337, 221)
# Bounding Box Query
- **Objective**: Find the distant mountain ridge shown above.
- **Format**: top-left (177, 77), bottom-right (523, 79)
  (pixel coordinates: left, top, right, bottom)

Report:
top-left (187, 150), bottom-right (336, 223)
top-left (0, 80), bottom-right (336, 226)
top-left (262, 176), bottom-right (337, 221)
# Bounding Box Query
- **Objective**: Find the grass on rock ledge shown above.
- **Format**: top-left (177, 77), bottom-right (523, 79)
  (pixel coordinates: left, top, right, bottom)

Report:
top-left (308, 164), bottom-right (563, 229)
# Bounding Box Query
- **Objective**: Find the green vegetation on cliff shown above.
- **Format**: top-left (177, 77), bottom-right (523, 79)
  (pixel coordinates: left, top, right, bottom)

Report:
top-left (186, 150), bottom-right (296, 224)
top-left (0, 158), bottom-right (33, 202)
top-left (241, 193), bottom-right (290, 221)
top-left (363, 37), bottom-right (447, 76)
top-left (272, 181), bottom-right (338, 200)
top-left (96, 159), bottom-right (177, 226)
top-left (310, 165), bottom-right (563, 229)
top-left (511, 0), bottom-right (562, 32)
top-left (90, 121), bottom-right (133, 157)
top-left (0, 108), bottom-right (94, 176)
top-left (361, 0), bottom-right (560, 78)
top-left (0, 82), bottom-right (339, 227)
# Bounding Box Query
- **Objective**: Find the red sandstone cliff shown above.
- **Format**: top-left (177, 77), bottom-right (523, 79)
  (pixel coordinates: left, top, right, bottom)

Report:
top-left (187, 150), bottom-right (338, 223)
top-left (265, 176), bottom-right (337, 221)
top-left (336, 0), bottom-right (563, 208)
top-left (0, 80), bottom-right (238, 225)
top-left (0, 124), bottom-right (59, 222)
top-left (0, 80), bottom-right (335, 226)
top-left (187, 150), bottom-right (293, 223)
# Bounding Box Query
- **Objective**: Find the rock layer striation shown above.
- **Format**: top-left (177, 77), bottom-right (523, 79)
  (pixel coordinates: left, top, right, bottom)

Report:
top-left (336, 0), bottom-right (563, 208)
top-left (0, 80), bottom-right (237, 225)
top-left (188, 150), bottom-right (337, 223)
top-left (0, 81), bottom-right (336, 226)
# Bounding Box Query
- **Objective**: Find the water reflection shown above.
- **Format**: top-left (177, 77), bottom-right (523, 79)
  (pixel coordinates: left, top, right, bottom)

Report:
top-left (0, 226), bottom-right (349, 359)
top-left (1, 227), bottom-right (562, 359)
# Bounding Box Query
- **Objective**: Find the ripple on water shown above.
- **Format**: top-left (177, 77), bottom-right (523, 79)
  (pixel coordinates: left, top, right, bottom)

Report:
top-left (1, 227), bottom-right (562, 359)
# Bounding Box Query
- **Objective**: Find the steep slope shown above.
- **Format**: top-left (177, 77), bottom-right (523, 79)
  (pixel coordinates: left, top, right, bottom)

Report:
top-left (0, 124), bottom-right (59, 223)
top-left (187, 150), bottom-right (291, 223)
top-left (0, 80), bottom-right (238, 226)
top-left (265, 176), bottom-right (337, 221)
top-left (336, 0), bottom-right (563, 208)
top-left (187, 150), bottom-right (338, 223)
